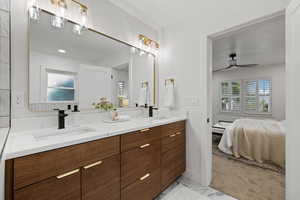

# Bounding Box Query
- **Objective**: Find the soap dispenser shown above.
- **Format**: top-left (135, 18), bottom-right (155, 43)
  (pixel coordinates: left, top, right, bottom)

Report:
top-left (72, 105), bottom-right (81, 127)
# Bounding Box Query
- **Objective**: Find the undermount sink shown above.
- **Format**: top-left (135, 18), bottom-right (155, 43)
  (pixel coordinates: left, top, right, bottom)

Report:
top-left (34, 127), bottom-right (96, 141)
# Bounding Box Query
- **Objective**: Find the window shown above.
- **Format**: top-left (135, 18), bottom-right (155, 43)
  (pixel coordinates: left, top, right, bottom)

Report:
top-left (244, 79), bottom-right (271, 114)
top-left (220, 79), bottom-right (272, 115)
top-left (46, 71), bottom-right (76, 102)
top-left (220, 81), bottom-right (241, 112)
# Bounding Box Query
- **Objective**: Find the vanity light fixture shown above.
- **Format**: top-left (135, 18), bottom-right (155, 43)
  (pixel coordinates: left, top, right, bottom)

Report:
top-left (72, 4), bottom-right (88, 35)
top-left (139, 50), bottom-right (146, 56)
top-left (139, 34), bottom-right (159, 55)
top-left (131, 47), bottom-right (137, 53)
top-left (28, 0), bottom-right (40, 21)
top-left (50, 0), bottom-right (88, 32)
top-left (50, 0), bottom-right (67, 28)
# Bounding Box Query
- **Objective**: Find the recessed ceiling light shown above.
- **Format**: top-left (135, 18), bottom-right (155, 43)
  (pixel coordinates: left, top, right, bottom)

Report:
top-left (58, 49), bottom-right (66, 54)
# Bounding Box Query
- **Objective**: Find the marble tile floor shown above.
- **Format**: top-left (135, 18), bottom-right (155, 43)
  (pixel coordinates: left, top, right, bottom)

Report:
top-left (156, 177), bottom-right (237, 200)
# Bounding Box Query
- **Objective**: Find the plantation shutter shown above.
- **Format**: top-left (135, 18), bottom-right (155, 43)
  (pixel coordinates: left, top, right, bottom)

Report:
top-left (244, 79), bottom-right (272, 113)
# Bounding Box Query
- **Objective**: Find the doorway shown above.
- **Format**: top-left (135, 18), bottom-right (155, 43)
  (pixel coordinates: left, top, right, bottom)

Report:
top-left (206, 11), bottom-right (286, 200)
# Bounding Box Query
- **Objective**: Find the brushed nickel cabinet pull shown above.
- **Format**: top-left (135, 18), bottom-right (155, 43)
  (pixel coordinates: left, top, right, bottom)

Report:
top-left (176, 132), bottom-right (182, 135)
top-left (140, 128), bottom-right (150, 133)
top-left (169, 134), bottom-right (176, 138)
top-left (140, 173), bottom-right (150, 181)
top-left (140, 144), bottom-right (150, 149)
top-left (84, 161), bottom-right (103, 170)
top-left (56, 169), bottom-right (80, 179)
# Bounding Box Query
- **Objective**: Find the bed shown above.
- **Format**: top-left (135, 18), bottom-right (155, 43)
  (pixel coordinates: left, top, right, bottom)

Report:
top-left (218, 119), bottom-right (286, 167)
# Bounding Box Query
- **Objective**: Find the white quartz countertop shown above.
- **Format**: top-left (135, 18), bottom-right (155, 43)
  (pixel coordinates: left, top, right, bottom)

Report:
top-left (4, 115), bottom-right (186, 160)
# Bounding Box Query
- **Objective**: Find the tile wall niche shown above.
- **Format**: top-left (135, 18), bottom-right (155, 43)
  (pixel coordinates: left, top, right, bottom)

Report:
top-left (0, 0), bottom-right (10, 128)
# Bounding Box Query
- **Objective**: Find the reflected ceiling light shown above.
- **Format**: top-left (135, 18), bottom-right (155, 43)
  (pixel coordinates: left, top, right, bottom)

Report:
top-left (28, 0), bottom-right (40, 21)
top-left (58, 49), bottom-right (66, 54)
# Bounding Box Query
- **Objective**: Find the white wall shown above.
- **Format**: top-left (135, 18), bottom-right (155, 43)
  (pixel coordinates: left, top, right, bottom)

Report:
top-left (212, 64), bottom-right (286, 123)
top-left (158, 2), bottom-right (288, 186)
top-left (11, 0), bottom-right (159, 118)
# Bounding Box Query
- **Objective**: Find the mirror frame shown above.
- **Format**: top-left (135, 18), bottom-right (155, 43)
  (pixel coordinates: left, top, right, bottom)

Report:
top-left (28, 9), bottom-right (158, 112)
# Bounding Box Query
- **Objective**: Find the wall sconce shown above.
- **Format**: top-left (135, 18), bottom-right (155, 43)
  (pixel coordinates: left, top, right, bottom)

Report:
top-left (28, 0), bottom-right (41, 21)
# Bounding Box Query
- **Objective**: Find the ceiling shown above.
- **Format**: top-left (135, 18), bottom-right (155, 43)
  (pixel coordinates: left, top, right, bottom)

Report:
top-left (30, 11), bottom-right (130, 65)
top-left (110, 0), bottom-right (289, 28)
top-left (212, 15), bottom-right (285, 70)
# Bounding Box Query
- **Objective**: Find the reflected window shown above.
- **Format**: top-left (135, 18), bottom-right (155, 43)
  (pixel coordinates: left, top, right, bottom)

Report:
top-left (47, 71), bottom-right (76, 102)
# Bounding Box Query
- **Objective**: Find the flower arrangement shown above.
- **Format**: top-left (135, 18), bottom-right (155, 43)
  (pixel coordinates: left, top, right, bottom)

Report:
top-left (92, 97), bottom-right (115, 111)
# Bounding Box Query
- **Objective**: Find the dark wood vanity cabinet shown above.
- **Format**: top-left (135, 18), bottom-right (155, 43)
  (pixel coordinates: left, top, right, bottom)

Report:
top-left (5, 121), bottom-right (186, 200)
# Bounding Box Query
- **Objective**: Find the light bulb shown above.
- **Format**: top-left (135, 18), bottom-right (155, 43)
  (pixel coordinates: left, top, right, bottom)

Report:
top-left (28, 0), bottom-right (40, 21)
top-left (73, 24), bottom-right (83, 35)
top-left (51, 15), bottom-right (64, 28)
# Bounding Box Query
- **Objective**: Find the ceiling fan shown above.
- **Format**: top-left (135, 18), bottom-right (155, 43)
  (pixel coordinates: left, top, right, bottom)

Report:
top-left (213, 53), bottom-right (259, 72)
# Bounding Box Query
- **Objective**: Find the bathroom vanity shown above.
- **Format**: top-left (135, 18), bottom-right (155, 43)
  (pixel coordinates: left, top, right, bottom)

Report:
top-left (4, 120), bottom-right (186, 200)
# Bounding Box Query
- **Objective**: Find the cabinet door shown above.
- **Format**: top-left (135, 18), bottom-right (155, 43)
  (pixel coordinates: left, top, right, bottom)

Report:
top-left (82, 155), bottom-right (121, 200)
top-left (15, 169), bottom-right (81, 200)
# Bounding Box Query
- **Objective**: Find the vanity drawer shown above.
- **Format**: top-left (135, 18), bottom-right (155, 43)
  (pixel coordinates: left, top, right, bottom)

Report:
top-left (121, 169), bottom-right (161, 200)
top-left (121, 139), bottom-right (161, 188)
top-left (161, 121), bottom-right (185, 137)
top-left (14, 144), bottom-right (83, 190)
top-left (13, 136), bottom-right (120, 189)
top-left (121, 126), bottom-right (161, 152)
top-left (15, 168), bottom-right (81, 200)
top-left (81, 136), bottom-right (120, 166)
top-left (161, 130), bottom-right (185, 153)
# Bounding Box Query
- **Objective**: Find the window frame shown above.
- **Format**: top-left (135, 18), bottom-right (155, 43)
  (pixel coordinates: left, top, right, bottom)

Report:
top-left (219, 78), bottom-right (272, 116)
top-left (40, 67), bottom-right (79, 103)
top-left (219, 80), bottom-right (242, 113)
top-left (243, 78), bottom-right (272, 115)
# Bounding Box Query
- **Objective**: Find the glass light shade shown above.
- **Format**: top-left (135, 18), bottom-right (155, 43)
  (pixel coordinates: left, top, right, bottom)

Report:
top-left (73, 24), bottom-right (83, 35)
top-left (29, 6), bottom-right (40, 21)
top-left (51, 15), bottom-right (65, 28)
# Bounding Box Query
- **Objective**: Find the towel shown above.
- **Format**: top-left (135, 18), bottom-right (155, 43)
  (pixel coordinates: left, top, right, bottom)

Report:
top-left (138, 87), bottom-right (149, 106)
top-left (164, 84), bottom-right (175, 108)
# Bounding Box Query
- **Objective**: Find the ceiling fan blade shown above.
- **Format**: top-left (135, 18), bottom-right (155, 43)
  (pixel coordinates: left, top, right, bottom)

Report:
top-left (213, 66), bottom-right (232, 72)
top-left (237, 64), bottom-right (259, 67)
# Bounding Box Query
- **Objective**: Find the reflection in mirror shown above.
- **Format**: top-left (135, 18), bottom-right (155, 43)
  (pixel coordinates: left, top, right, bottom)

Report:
top-left (29, 11), bottom-right (155, 111)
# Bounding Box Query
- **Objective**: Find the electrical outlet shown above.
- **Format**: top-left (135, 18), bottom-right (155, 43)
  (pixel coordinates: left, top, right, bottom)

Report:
top-left (15, 92), bottom-right (25, 108)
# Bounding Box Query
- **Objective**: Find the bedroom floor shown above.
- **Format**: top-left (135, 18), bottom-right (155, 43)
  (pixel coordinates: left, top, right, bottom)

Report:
top-left (211, 136), bottom-right (285, 200)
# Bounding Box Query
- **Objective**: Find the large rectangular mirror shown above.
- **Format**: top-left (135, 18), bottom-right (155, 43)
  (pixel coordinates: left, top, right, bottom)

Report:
top-left (29, 10), bottom-right (156, 111)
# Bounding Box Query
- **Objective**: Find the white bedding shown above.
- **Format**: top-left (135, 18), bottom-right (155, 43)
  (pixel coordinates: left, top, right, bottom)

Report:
top-left (218, 119), bottom-right (286, 155)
